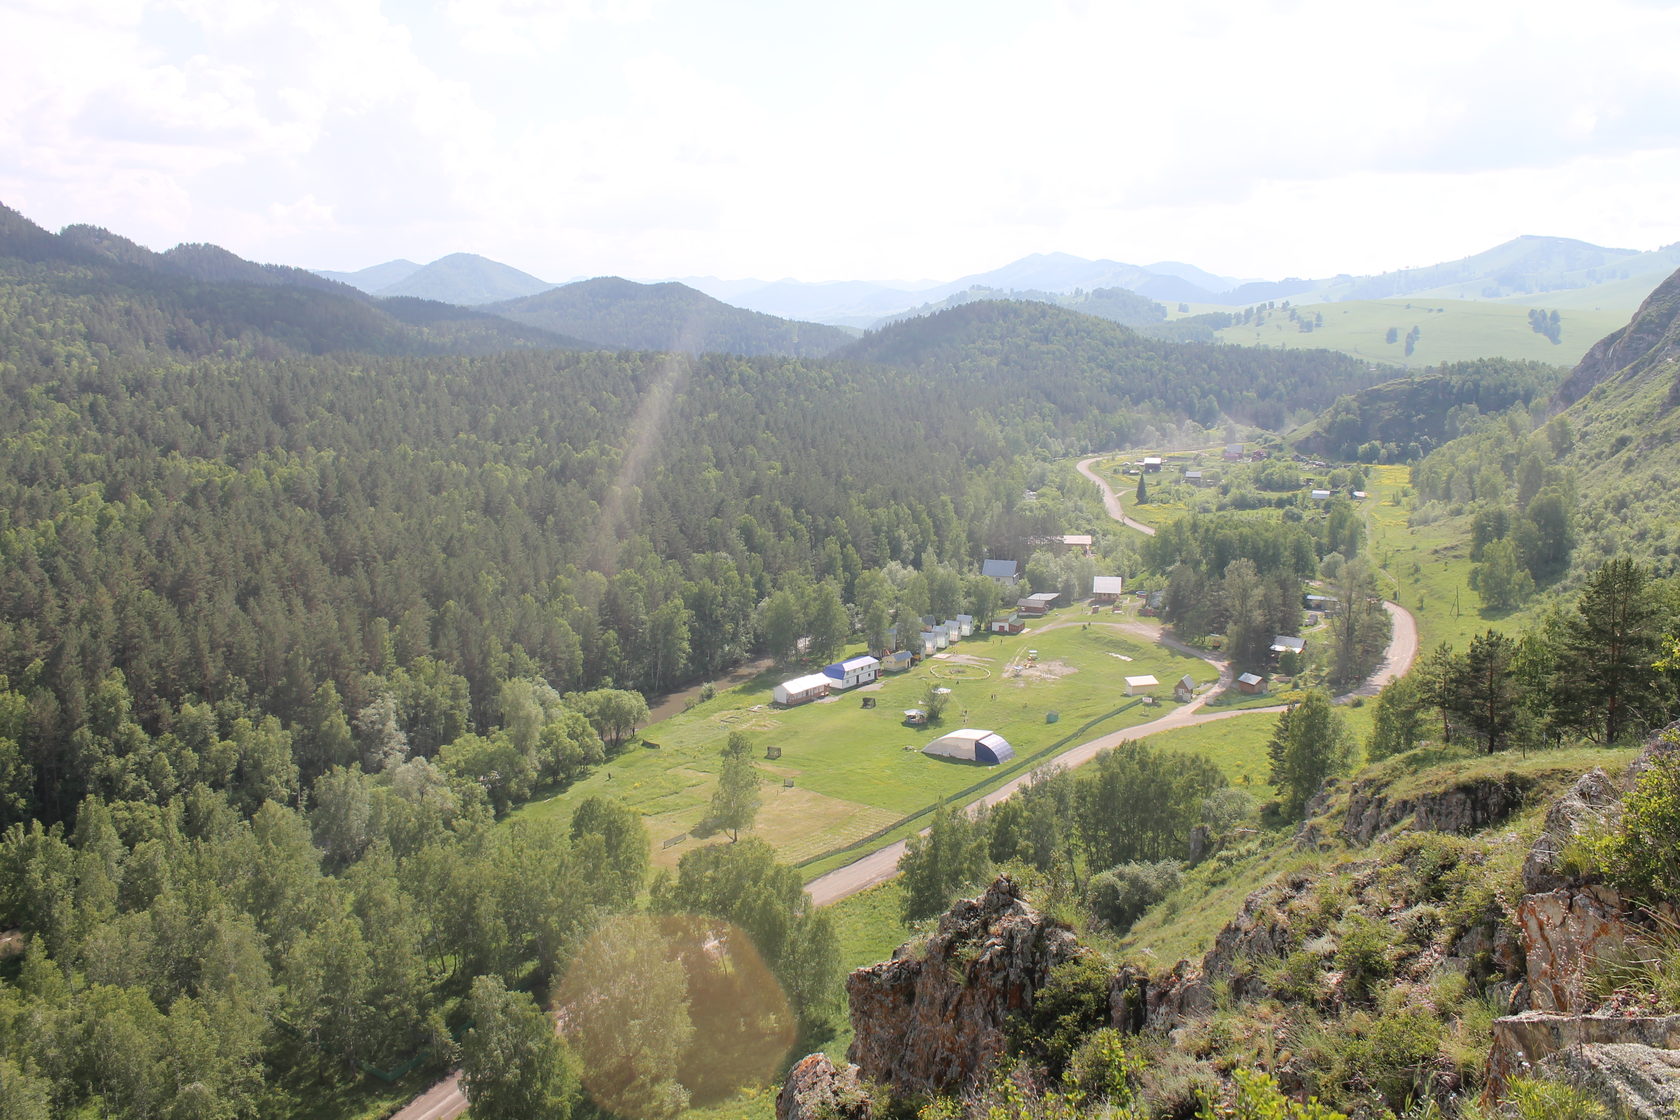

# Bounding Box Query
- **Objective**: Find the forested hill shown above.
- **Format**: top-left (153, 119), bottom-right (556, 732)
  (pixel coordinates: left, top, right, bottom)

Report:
top-left (1290, 358), bottom-right (1569, 463)
top-left (873, 284), bottom-right (1167, 331)
top-left (488, 276), bottom-right (857, 358)
top-left (0, 231), bottom-right (1096, 827)
top-left (0, 203), bottom-right (585, 358)
top-left (1393, 263), bottom-right (1680, 589)
top-left (840, 298), bottom-right (1390, 431)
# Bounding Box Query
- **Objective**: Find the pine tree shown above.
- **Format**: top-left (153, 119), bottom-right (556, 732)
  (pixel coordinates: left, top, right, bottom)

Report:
top-left (1553, 559), bottom-right (1665, 744)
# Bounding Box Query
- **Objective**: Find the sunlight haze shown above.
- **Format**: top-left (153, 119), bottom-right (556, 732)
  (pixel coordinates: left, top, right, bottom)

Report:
top-left (5, 0), bottom-right (1679, 284)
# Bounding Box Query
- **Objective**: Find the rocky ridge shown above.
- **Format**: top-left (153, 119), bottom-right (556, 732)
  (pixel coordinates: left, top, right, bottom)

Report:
top-left (780, 734), bottom-right (1680, 1117)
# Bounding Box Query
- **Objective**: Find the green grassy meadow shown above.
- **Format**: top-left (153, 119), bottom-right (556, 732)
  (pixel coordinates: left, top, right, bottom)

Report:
top-left (510, 612), bottom-right (1217, 872)
top-left (1211, 298), bottom-right (1624, 369)
top-left (1360, 463), bottom-right (1517, 652)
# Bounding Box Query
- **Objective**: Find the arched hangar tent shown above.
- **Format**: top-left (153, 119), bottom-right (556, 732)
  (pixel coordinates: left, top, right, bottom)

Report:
top-left (922, 728), bottom-right (1015, 766)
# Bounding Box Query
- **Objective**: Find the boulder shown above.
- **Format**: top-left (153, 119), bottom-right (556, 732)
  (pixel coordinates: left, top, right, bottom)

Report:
top-left (1539, 1043), bottom-right (1680, 1120)
top-left (1109, 965), bottom-right (1150, 1034)
top-left (1146, 959), bottom-right (1212, 1028)
top-left (776, 1053), bottom-right (873, 1120)
top-left (845, 876), bottom-right (1081, 1096)
top-left (1521, 767), bottom-right (1621, 894)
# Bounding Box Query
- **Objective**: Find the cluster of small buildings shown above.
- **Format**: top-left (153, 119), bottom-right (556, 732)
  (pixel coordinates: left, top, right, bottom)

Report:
top-left (772, 653), bottom-right (883, 706)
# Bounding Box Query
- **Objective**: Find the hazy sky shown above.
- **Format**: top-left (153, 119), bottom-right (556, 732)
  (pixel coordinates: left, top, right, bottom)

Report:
top-left (5, 0), bottom-right (1680, 285)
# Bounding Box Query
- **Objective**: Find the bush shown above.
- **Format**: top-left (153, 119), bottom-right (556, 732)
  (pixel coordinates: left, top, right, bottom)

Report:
top-left (1335, 915), bottom-right (1394, 1004)
top-left (1065, 1028), bottom-right (1140, 1104)
top-left (1265, 950), bottom-right (1325, 1004)
top-left (1085, 860), bottom-right (1184, 933)
top-left (1008, 955), bottom-right (1115, 1079)
top-left (1595, 748), bottom-right (1680, 905)
top-left (1198, 1069), bottom-right (1348, 1119)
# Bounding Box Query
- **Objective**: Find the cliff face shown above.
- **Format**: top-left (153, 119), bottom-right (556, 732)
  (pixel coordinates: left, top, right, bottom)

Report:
top-left (846, 876), bottom-right (1082, 1097)
top-left (1484, 737), bottom-right (1680, 1117)
top-left (777, 876), bottom-right (1081, 1120)
top-left (1554, 264), bottom-right (1680, 408)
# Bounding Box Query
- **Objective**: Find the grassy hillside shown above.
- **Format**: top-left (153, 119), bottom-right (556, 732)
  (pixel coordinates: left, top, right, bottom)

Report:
top-left (1213, 298), bottom-right (1627, 368)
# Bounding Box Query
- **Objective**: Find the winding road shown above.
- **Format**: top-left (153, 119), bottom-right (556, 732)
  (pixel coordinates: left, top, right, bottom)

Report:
top-left (802, 453), bottom-right (1418, 905)
top-left (390, 452), bottom-right (1419, 1120)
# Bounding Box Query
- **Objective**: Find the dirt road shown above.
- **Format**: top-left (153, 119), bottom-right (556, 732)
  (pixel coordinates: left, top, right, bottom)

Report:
top-left (1075, 454), bottom-right (1156, 536)
top-left (388, 1072), bottom-right (465, 1120)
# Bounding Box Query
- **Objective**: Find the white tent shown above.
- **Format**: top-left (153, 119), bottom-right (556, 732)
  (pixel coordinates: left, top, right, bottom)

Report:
top-left (922, 728), bottom-right (1015, 766)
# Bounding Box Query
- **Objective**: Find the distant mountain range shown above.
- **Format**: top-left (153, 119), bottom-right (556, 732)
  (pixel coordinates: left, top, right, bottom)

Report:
top-left (313, 236), bottom-right (1680, 340)
top-left (679, 238), bottom-right (1680, 327)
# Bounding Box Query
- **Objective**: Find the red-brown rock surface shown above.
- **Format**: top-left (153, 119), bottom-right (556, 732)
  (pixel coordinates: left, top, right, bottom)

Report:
top-left (845, 876), bottom-right (1081, 1096)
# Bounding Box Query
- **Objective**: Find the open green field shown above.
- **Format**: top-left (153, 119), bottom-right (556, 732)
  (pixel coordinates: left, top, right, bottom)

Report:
top-left (1360, 463), bottom-right (1514, 652)
top-left (1213, 298), bottom-right (1624, 369)
top-left (509, 613), bottom-right (1217, 871)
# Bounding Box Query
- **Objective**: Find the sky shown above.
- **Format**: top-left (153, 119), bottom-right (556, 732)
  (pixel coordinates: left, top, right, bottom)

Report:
top-left (4, 0), bottom-right (1680, 287)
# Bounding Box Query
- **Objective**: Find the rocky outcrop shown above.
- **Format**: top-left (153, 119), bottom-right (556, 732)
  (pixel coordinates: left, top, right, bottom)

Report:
top-left (1339, 773), bottom-right (1535, 846)
top-left (846, 876), bottom-right (1081, 1096)
top-left (1488, 1013), bottom-right (1680, 1094)
top-left (1554, 266), bottom-right (1680, 408)
top-left (1518, 885), bottom-right (1637, 1014)
top-left (776, 1053), bottom-right (873, 1120)
top-left (1522, 768), bottom-right (1621, 894)
top-left (1140, 958), bottom-right (1212, 1028)
top-left (1541, 1043), bottom-right (1680, 1120)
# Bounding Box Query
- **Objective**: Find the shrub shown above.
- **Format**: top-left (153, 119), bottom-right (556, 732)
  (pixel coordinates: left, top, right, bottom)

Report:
top-left (1265, 950), bottom-right (1325, 1004)
top-left (1198, 1069), bottom-right (1348, 1119)
top-left (1595, 749), bottom-right (1680, 905)
top-left (1335, 915), bottom-right (1394, 1004)
top-left (1085, 860), bottom-right (1184, 933)
top-left (1065, 1028), bottom-right (1140, 1104)
top-left (1008, 955), bottom-right (1115, 1079)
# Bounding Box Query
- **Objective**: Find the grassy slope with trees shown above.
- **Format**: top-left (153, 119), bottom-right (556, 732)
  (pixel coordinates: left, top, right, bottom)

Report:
top-left (1209, 297), bottom-right (1627, 369)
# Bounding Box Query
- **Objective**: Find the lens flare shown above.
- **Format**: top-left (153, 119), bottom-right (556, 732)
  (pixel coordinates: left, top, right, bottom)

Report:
top-left (554, 911), bottom-right (795, 1118)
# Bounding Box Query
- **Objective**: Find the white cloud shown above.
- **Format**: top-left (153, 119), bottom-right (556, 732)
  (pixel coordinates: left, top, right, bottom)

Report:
top-left (441, 0), bottom-right (653, 56)
top-left (3, 0), bottom-right (1678, 281)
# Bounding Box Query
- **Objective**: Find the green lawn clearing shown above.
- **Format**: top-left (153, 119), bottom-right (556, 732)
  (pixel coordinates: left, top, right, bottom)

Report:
top-left (509, 613), bottom-right (1218, 873)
